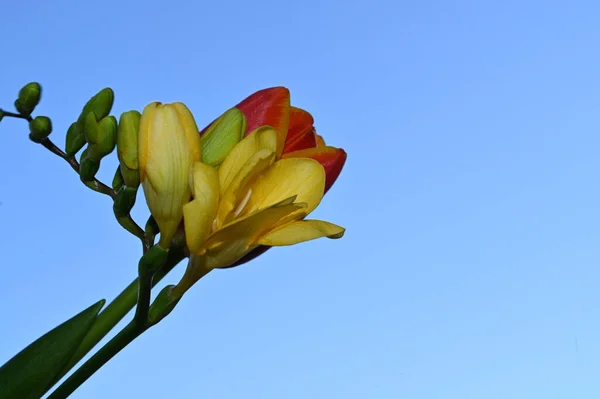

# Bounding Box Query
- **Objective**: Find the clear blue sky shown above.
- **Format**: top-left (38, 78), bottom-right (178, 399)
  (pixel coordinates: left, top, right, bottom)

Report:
top-left (1, 0), bottom-right (600, 398)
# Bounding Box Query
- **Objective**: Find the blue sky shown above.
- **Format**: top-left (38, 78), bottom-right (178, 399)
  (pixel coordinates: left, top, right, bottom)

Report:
top-left (2, 0), bottom-right (600, 398)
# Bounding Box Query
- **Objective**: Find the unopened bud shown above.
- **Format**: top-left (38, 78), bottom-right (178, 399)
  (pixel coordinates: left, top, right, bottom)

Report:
top-left (16, 82), bottom-right (42, 116)
top-left (79, 149), bottom-right (100, 182)
top-left (85, 116), bottom-right (117, 160)
top-left (94, 116), bottom-right (117, 158)
top-left (65, 122), bottom-right (86, 156)
top-left (83, 112), bottom-right (100, 145)
top-left (28, 116), bottom-right (52, 143)
top-left (200, 107), bottom-right (246, 166)
top-left (117, 111), bottom-right (141, 187)
top-left (78, 88), bottom-right (114, 124)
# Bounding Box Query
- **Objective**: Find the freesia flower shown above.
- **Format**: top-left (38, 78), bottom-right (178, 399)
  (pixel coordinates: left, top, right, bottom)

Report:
top-left (198, 87), bottom-right (347, 268)
top-left (138, 102), bottom-right (202, 248)
top-left (174, 126), bottom-right (345, 294)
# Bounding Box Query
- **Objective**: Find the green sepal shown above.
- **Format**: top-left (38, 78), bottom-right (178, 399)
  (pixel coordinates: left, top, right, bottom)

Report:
top-left (28, 116), bottom-right (53, 143)
top-left (148, 285), bottom-right (180, 326)
top-left (139, 245), bottom-right (169, 278)
top-left (0, 299), bottom-right (105, 399)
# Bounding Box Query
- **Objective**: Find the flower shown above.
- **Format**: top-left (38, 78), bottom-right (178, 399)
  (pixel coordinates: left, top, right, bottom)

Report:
top-left (176, 126), bottom-right (345, 292)
top-left (138, 102), bottom-right (202, 248)
top-left (201, 87), bottom-right (347, 193)
top-left (198, 87), bottom-right (348, 268)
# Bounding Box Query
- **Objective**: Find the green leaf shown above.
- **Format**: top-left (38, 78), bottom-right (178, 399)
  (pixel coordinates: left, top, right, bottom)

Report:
top-left (0, 299), bottom-right (105, 399)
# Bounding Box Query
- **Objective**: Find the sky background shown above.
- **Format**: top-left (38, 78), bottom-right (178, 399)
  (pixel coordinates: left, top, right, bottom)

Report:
top-left (1, 0), bottom-right (600, 398)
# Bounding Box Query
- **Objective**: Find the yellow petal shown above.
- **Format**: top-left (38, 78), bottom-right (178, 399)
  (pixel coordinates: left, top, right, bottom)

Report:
top-left (138, 102), bottom-right (202, 246)
top-left (257, 220), bottom-right (345, 246)
top-left (173, 102), bottom-right (203, 162)
top-left (183, 162), bottom-right (220, 254)
top-left (203, 198), bottom-right (305, 269)
top-left (214, 148), bottom-right (276, 229)
top-left (243, 158), bottom-right (325, 217)
top-left (218, 126), bottom-right (277, 194)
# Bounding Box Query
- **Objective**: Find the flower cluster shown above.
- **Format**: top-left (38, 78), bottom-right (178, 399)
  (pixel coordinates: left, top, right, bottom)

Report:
top-left (138, 87), bottom-right (347, 291)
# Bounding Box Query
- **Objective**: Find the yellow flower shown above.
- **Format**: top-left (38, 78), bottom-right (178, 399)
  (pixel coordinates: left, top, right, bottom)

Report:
top-left (138, 102), bottom-right (202, 248)
top-left (177, 126), bottom-right (345, 293)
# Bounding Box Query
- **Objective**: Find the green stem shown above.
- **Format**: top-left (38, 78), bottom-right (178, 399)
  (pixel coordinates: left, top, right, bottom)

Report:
top-left (1, 109), bottom-right (31, 121)
top-left (134, 273), bottom-right (152, 325)
top-left (116, 215), bottom-right (150, 251)
top-left (47, 321), bottom-right (143, 399)
top-left (50, 246), bottom-right (186, 385)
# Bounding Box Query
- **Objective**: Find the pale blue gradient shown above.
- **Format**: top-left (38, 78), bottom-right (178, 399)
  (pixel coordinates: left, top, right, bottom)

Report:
top-left (1, 1), bottom-right (600, 398)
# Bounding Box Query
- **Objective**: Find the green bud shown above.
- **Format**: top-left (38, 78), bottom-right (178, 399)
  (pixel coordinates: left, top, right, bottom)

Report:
top-left (117, 111), bottom-right (141, 187)
top-left (139, 245), bottom-right (169, 277)
top-left (0, 109), bottom-right (5, 122)
top-left (148, 285), bottom-right (180, 326)
top-left (86, 116), bottom-right (117, 161)
top-left (112, 167), bottom-right (125, 191)
top-left (65, 122), bottom-right (86, 156)
top-left (28, 116), bottom-right (53, 143)
top-left (79, 149), bottom-right (100, 182)
top-left (78, 88), bottom-right (114, 124)
top-left (200, 107), bottom-right (246, 166)
top-left (83, 112), bottom-right (100, 145)
top-left (94, 116), bottom-right (117, 157)
top-left (117, 110), bottom-right (140, 169)
top-left (113, 186), bottom-right (138, 218)
top-left (120, 165), bottom-right (140, 189)
top-left (16, 82), bottom-right (42, 116)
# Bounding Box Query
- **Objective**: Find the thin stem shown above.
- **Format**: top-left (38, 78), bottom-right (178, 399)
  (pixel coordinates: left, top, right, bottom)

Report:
top-left (39, 137), bottom-right (116, 199)
top-left (116, 215), bottom-right (150, 251)
top-left (1, 107), bottom-right (117, 199)
top-left (134, 272), bottom-right (152, 325)
top-left (1, 109), bottom-right (32, 121)
top-left (47, 321), bottom-right (143, 399)
top-left (48, 241), bottom-right (191, 398)
top-left (51, 245), bottom-right (187, 385)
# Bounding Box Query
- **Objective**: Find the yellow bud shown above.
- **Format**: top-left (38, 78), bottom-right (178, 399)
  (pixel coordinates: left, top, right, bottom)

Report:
top-left (138, 102), bottom-right (202, 248)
